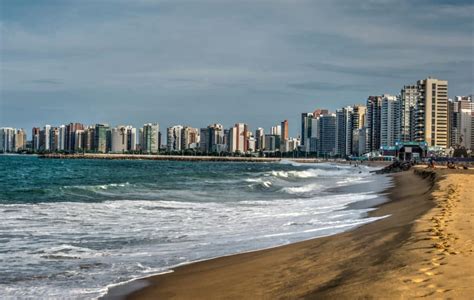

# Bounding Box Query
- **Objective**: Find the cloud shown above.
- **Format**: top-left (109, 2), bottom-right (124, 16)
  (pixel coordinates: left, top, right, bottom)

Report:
top-left (0, 0), bottom-right (472, 135)
top-left (27, 79), bottom-right (63, 85)
top-left (288, 81), bottom-right (368, 92)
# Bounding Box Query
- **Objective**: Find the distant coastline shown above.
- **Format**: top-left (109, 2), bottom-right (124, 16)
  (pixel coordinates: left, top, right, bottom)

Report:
top-left (37, 153), bottom-right (326, 163)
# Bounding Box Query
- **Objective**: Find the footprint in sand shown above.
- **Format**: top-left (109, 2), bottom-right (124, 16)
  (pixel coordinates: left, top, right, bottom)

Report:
top-left (419, 267), bottom-right (434, 272)
top-left (411, 278), bottom-right (429, 283)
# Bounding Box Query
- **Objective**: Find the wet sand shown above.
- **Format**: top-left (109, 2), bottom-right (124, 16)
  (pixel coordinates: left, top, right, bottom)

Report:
top-left (104, 168), bottom-right (474, 299)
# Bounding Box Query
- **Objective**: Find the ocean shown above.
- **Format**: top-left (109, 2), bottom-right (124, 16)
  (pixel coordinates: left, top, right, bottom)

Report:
top-left (0, 155), bottom-right (391, 299)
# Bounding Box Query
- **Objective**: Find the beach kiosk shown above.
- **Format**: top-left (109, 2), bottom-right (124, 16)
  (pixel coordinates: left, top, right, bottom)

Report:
top-left (395, 141), bottom-right (428, 161)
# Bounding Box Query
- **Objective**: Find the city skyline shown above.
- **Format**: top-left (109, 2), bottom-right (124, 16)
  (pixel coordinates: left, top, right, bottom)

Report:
top-left (2, 76), bottom-right (473, 157)
top-left (1, 0), bottom-right (473, 136)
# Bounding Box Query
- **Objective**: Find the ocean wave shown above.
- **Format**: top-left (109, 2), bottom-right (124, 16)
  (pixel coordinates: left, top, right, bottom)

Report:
top-left (35, 245), bottom-right (101, 260)
top-left (268, 167), bottom-right (356, 180)
top-left (245, 178), bottom-right (273, 189)
top-left (280, 183), bottom-right (321, 194)
top-left (62, 182), bottom-right (131, 191)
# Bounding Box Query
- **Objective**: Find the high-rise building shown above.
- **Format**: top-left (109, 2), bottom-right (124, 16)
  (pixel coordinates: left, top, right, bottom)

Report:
top-left (74, 130), bottom-right (85, 151)
top-left (351, 105), bottom-right (366, 156)
top-left (39, 125), bottom-right (51, 151)
top-left (82, 126), bottom-right (95, 151)
top-left (167, 125), bottom-right (183, 152)
top-left (319, 113), bottom-right (336, 156)
top-left (301, 113), bottom-right (313, 152)
top-left (286, 138), bottom-right (300, 152)
top-left (335, 106), bottom-right (353, 157)
top-left (414, 77), bottom-right (448, 148)
top-left (200, 124), bottom-right (225, 153)
top-left (65, 123), bottom-right (84, 152)
top-left (110, 126), bottom-right (129, 153)
top-left (248, 137), bottom-right (256, 152)
top-left (308, 116), bottom-right (320, 153)
top-left (381, 94), bottom-right (399, 147)
top-left (142, 123), bottom-right (160, 154)
top-left (49, 127), bottom-right (60, 151)
top-left (355, 127), bottom-right (368, 156)
top-left (0, 127), bottom-right (16, 152)
top-left (181, 126), bottom-right (199, 150)
top-left (13, 129), bottom-right (27, 152)
top-left (399, 85), bottom-right (419, 142)
top-left (301, 109), bottom-right (329, 153)
top-left (271, 125), bottom-right (281, 136)
top-left (281, 120), bottom-right (288, 141)
top-left (93, 124), bottom-right (109, 153)
top-left (127, 127), bottom-right (137, 151)
top-left (229, 123), bottom-right (248, 153)
top-left (255, 128), bottom-right (265, 152)
top-left (32, 127), bottom-right (40, 151)
top-left (264, 134), bottom-right (280, 152)
top-left (449, 96), bottom-right (473, 150)
top-left (366, 96), bottom-right (383, 153)
top-left (58, 125), bottom-right (66, 151)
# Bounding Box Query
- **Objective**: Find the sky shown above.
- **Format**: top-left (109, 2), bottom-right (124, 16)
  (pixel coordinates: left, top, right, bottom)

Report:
top-left (1, 0), bottom-right (473, 137)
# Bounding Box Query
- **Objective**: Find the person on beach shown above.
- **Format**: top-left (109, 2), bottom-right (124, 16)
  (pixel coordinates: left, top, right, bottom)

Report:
top-left (447, 161), bottom-right (456, 169)
top-left (427, 157), bottom-right (435, 169)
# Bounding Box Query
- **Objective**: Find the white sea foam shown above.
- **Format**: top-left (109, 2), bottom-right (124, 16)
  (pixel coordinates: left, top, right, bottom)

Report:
top-left (0, 162), bottom-right (391, 299)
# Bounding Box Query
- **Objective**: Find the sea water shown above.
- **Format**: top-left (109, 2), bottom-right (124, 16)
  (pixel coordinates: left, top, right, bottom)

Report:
top-left (0, 155), bottom-right (391, 299)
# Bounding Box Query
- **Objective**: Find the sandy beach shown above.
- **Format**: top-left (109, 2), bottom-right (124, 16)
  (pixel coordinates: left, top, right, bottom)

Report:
top-left (104, 167), bottom-right (474, 299)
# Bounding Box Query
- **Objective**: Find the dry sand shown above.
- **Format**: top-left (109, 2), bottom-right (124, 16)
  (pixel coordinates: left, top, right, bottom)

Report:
top-left (106, 168), bottom-right (474, 299)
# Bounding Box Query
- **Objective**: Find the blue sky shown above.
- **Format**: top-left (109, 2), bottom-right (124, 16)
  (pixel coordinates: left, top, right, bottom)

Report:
top-left (1, 0), bottom-right (473, 136)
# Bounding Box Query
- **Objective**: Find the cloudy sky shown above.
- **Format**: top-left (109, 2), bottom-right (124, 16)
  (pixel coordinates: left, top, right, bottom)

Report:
top-left (1, 0), bottom-right (473, 136)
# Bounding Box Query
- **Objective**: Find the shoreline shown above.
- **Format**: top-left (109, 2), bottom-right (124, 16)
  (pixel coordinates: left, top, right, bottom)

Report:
top-left (103, 168), bottom-right (474, 299)
top-left (100, 170), bottom-right (410, 299)
top-left (36, 153), bottom-right (392, 166)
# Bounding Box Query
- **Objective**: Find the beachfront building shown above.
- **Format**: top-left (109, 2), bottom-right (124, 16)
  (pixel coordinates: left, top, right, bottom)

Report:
top-left (271, 125), bottom-right (281, 136)
top-left (366, 95), bottom-right (383, 153)
top-left (351, 105), bottom-right (366, 156)
top-left (399, 85), bottom-right (419, 142)
top-left (381, 94), bottom-right (399, 147)
top-left (300, 112), bottom-right (313, 152)
top-left (74, 130), bottom-right (85, 152)
top-left (32, 127), bottom-right (40, 151)
top-left (281, 120), bottom-right (288, 141)
top-left (199, 123), bottom-right (225, 154)
top-left (414, 77), bottom-right (449, 149)
top-left (281, 137), bottom-right (300, 153)
top-left (127, 127), bottom-right (137, 151)
top-left (0, 127), bottom-right (16, 152)
top-left (13, 129), bottom-right (27, 152)
top-left (308, 116), bottom-right (320, 154)
top-left (142, 123), bottom-right (160, 154)
top-left (93, 124), bottom-right (109, 153)
top-left (39, 125), bottom-right (51, 151)
top-left (229, 123), bottom-right (249, 153)
top-left (110, 126), bottom-right (129, 153)
top-left (449, 96), bottom-right (474, 150)
top-left (355, 127), bottom-right (368, 157)
top-left (58, 125), bottom-right (66, 151)
top-left (181, 126), bottom-right (200, 150)
top-left (255, 128), bottom-right (265, 152)
top-left (248, 137), bottom-right (256, 152)
top-left (167, 125), bottom-right (183, 152)
top-left (301, 109), bottom-right (329, 153)
top-left (66, 123), bottom-right (84, 152)
top-left (335, 106), bottom-right (354, 157)
top-left (264, 134), bottom-right (280, 152)
top-left (318, 113), bottom-right (337, 157)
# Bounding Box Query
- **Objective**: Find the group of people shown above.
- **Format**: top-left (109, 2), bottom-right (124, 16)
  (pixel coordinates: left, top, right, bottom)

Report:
top-left (427, 158), bottom-right (470, 170)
